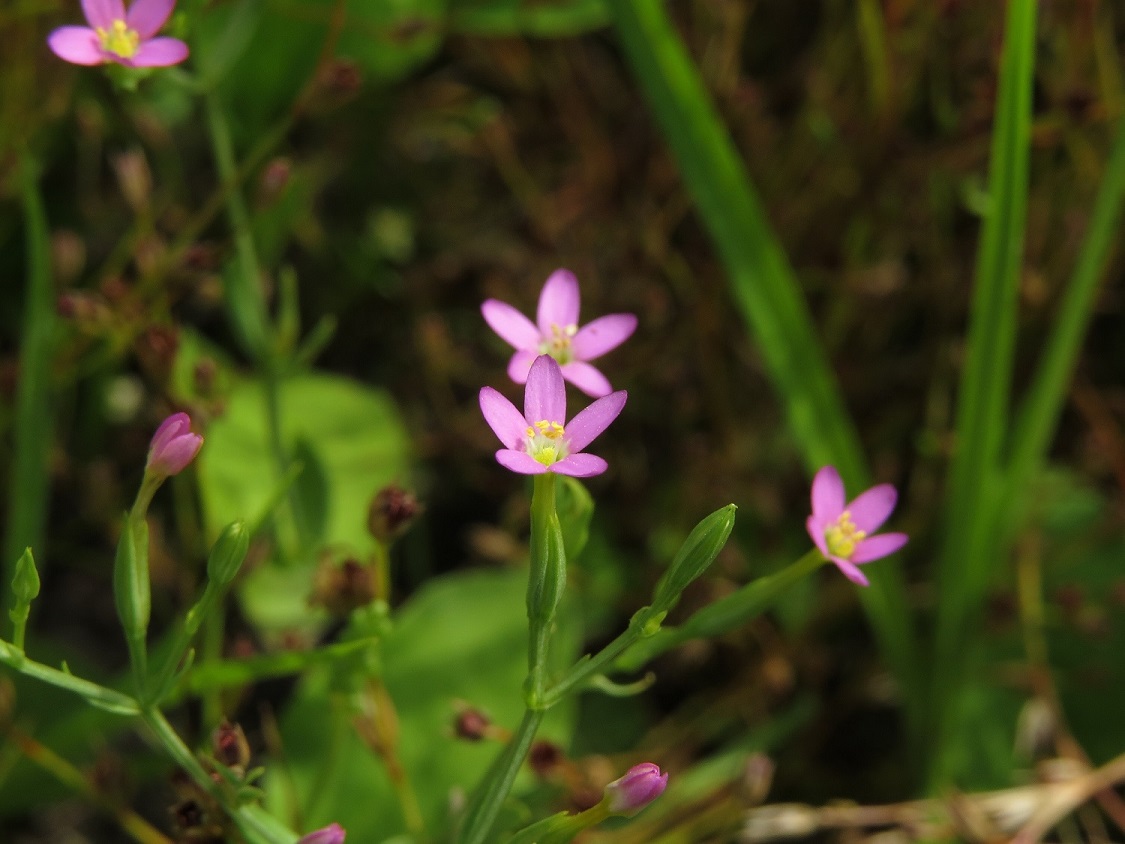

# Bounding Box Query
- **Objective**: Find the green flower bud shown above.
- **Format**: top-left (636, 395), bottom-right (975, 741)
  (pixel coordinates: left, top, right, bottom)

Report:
top-left (11, 548), bottom-right (40, 605)
top-left (207, 521), bottom-right (250, 586)
top-left (650, 505), bottom-right (736, 614)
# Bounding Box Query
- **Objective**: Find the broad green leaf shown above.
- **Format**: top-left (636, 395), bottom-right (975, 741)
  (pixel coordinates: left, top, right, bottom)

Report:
top-left (270, 569), bottom-right (579, 841)
top-left (449, 0), bottom-right (610, 36)
top-left (197, 372), bottom-right (410, 638)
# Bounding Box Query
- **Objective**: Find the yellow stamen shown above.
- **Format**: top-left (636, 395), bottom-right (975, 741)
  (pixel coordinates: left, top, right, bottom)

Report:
top-left (525, 419), bottom-right (567, 466)
top-left (96, 20), bottom-right (140, 59)
top-left (824, 510), bottom-right (867, 559)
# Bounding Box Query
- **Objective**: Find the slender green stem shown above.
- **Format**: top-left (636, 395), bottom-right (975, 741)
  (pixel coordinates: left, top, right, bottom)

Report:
top-left (525, 474), bottom-right (563, 707)
top-left (0, 640), bottom-right (139, 715)
top-left (456, 709), bottom-right (546, 844)
top-left (542, 612), bottom-right (652, 707)
top-left (4, 156), bottom-right (55, 607)
top-left (616, 548), bottom-right (827, 672)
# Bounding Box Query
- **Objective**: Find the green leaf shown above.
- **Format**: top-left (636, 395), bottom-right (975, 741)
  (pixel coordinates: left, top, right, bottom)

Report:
top-left (268, 569), bottom-right (579, 840)
top-left (197, 373), bottom-right (410, 638)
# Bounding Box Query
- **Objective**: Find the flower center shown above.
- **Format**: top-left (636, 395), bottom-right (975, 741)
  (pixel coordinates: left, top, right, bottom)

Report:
top-left (524, 419), bottom-right (567, 466)
top-left (824, 510), bottom-right (867, 559)
top-left (538, 323), bottom-right (577, 365)
top-left (97, 20), bottom-right (140, 59)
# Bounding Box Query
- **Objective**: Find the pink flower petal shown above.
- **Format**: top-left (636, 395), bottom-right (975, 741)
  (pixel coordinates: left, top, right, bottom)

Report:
top-left (47, 26), bottom-right (105, 65)
top-left (82, 0), bottom-right (125, 29)
top-left (552, 453), bottom-right (608, 477)
top-left (832, 557), bottom-right (869, 586)
top-left (805, 515), bottom-right (831, 559)
top-left (524, 355), bottom-right (565, 425)
top-left (851, 532), bottom-right (908, 564)
top-left (810, 466), bottom-right (845, 521)
top-left (571, 313), bottom-right (637, 360)
top-left (482, 299), bottom-right (541, 351)
top-left (564, 390), bottom-right (626, 453)
top-left (129, 36), bottom-right (188, 66)
top-left (496, 449), bottom-right (549, 474)
top-left (125, 0), bottom-right (175, 38)
top-left (847, 483), bottom-right (897, 533)
top-left (506, 350), bottom-right (537, 384)
top-left (150, 412), bottom-right (190, 452)
top-left (559, 361), bottom-right (612, 398)
top-left (536, 269), bottom-right (580, 335)
top-left (479, 387), bottom-right (527, 450)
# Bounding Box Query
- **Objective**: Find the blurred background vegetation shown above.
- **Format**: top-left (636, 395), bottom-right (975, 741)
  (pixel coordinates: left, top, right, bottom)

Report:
top-left (1, 0), bottom-right (1124, 841)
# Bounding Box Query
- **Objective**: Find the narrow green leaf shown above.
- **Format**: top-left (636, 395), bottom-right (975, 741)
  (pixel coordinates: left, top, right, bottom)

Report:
top-left (930, 0), bottom-right (1038, 783)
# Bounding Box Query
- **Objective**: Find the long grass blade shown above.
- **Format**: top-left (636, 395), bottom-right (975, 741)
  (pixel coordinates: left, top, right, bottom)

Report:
top-left (1004, 114), bottom-right (1125, 519)
top-left (3, 156), bottom-right (56, 607)
top-left (930, 0), bottom-right (1038, 783)
top-left (609, 0), bottom-right (920, 734)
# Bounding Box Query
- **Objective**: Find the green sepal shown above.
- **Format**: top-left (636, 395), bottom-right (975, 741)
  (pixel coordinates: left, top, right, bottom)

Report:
top-left (10, 547), bottom-right (40, 605)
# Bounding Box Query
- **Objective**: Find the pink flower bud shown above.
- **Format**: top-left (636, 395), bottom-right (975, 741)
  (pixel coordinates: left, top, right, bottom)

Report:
top-left (604, 762), bottom-right (668, 816)
top-left (146, 413), bottom-right (203, 477)
top-left (297, 823), bottom-right (346, 844)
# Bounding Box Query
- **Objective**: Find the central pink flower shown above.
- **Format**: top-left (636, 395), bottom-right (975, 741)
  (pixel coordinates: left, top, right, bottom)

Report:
top-left (479, 355), bottom-right (626, 477)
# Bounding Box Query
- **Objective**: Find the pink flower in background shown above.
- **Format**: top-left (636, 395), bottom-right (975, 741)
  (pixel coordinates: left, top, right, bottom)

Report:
top-left (805, 466), bottom-right (908, 586)
top-left (482, 269), bottom-right (636, 398)
top-left (604, 763), bottom-right (668, 816)
top-left (48, 0), bottom-right (189, 67)
top-left (296, 824), bottom-right (346, 844)
top-left (480, 354), bottom-right (626, 477)
top-left (146, 412), bottom-right (202, 477)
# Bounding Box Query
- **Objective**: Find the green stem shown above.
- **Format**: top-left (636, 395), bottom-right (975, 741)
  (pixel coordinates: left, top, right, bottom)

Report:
top-left (4, 156), bottom-right (55, 607)
top-left (456, 709), bottom-right (546, 844)
top-left (616, 548), bottom-right (827, 672)
top-left (525, 474), bottom-right (562, 706)
top-left (0, 640), bottom-right (139, 716)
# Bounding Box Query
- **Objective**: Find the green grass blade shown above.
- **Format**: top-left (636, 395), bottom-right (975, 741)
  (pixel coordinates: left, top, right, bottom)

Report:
top-left (3, 157), bottom-right (56, 607)
top-left (1004, 114), bottom-right (1125, 514)
top-left (609, 0), bottom-right (920, 735)
top-left (930, 0), bottom-right (1037, 782)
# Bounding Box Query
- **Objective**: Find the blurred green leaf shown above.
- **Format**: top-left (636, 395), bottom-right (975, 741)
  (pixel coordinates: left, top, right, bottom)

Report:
top-left (269, 569), bottom-right (579, 840)
top-left (197, 372), bottom-right (410, 638)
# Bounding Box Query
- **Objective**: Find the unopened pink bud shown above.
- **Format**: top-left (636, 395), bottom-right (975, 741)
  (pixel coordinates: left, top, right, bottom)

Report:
top-left (604, 762), bottom-right (668, 816)
top-left (297, 823), bottom-right (346, 844)
top-left (146, 413), bottom-right (203, 477)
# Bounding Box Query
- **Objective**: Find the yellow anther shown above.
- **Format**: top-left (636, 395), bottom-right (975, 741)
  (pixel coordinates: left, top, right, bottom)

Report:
top-left (824, 510), bottom-right (867, 559)
top-left (97, 19), bottom-right (140, 58)
top-left (532, 419), bottom-right (565, 440)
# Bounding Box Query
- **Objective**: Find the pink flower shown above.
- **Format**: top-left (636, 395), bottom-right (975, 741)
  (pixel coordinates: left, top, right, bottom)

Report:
top-left (482, 269), bottom-right (636, 398)
top-left (479, 355), bottom-right (626, 477)
top-left (296, 824), bottom-right (346, 844)
top-left (604, 763), bottom-right (668, 816)
top-left (48, 0), bottom-right (189, 68)
top-left (146, 412), bottom-right (202, 477)
top-left (805, 466), bottom-right (908, 586)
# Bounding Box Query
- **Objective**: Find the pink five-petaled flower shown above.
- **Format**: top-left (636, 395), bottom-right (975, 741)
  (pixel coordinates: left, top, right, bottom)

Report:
top-left (604, 763), bottom-right (668, 817)
top-left (296, 823), bottom-right (346, 844)
top-left (482, 268), bottom-right (637, 398)
top-left (480, 354), bottom-right (626, 477)
top-left (48, 0), bottom-right (189, 68)
top-left (146, 412), bottom-right (203, 478)
top-left (805, 466), bottom-right (908, 587)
